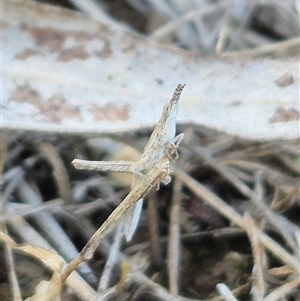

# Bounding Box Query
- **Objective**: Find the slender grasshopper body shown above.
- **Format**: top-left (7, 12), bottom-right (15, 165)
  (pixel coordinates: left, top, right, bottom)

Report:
top-left (72, 84), bottom-right (185, 240)
top-left (62, 85), bottom-right (185, 283)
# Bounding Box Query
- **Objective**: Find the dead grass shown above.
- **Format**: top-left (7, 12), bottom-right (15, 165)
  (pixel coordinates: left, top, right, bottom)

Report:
top-left (1, 127), bottom-right (299, 300)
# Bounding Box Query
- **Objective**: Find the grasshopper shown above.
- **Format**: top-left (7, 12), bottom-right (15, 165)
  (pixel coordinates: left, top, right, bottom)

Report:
top-left (62, 84), bottom-right (185, 283)
top-left (72, 84), bottom-right (185, 241)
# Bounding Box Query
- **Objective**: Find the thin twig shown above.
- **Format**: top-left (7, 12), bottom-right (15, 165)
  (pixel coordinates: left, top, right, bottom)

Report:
top-left (40, 143), bottom-right (73, 205)
top-left (252, 171), bottom-right (298, 253)
top-left (69, 0), bottom-right (135, 32)
top-left (263, 276), bottom-right (300, 301)
top-left (194, 145), bottom-right (255, 199)
top-left (128, 271), bottom-right (204, 301)
top-left (17, 180), bottom-right (95, 282)
top-left (150, 3), bottom-right (228, 41)
top-left (244, 213), bottom-right (267, 300)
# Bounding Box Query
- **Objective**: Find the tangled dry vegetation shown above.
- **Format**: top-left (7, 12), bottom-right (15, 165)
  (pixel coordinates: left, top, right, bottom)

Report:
top-left (2, 129), bottom-right (300, 300)
top-left (1, 1), bottom-right (300, 300)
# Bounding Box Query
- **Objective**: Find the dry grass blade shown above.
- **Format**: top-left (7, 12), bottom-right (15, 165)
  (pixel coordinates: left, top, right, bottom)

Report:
top-left (2, 200), bottom-right (64, 222)
top-left (263, 277), bottom-right (300, 301)
top-left (252, 171), bottom-right (298, 253)
top-left (174, 167), bottom-right (299, 270)
top-left (17, 180), bottom-right (94, 281)
top-left (40, 143), bottom-right (72, 205)
top-left (271, 182), bottom-right (300, 212)
top-left (221, 160), bottom-right (298, 181)
top-left (6, 215), bottom-right (97, 300)
top-left (244, 213), bottom-right (267, 300)
top-left (268, 266), bottom-right (294, 278)
top-left (127, 271), bottom-right (203, 301)
top-left (222, 161), bottom-right (300, 219)
top-left (150, 3), bottom-right (228, 41)
top-left (194, 146), bottom-right (255, 199)
top-left (69, 0), bottom-right (136, 32)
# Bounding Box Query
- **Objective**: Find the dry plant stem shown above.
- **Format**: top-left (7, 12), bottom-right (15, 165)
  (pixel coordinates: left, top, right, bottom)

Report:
top-left (244, 213), bottom-right (267, 300)
top-left (278, 154), bottom-right (300, 175)
top-left (278, 143), bottom-right (300, 155)
top-left (174, 167), bottom-right (299, 270)
top-left (128, 271), bottom-right (202, 301)
top-left (206, 136), bottom-right (235, 155)
top-left (268, 266), bottom-right (294, 277)
top-left (61, 155), bottom-right (172, 284)
top-left (97, 220), bottom-right (123, 294)
top-left (196, 146), bottom-right (296, 248)
top-left (150, 3), bottom-right (228, 41)
top-left (146, 189), bottom-right (162, 266)
top-left (271, 183), bottom-right (300, 212)
top-left (68, 0), bottom-right (134, 32)
top-left (168, 179), bottom-right (182, 296)
top-left (2, 169), bottom-right (24, 208)
top-left (215, 0), bottom-right (233, 54)
top-left (226, 166), bottom-right (253, 182)
top-left (221, 160), bottom-right (298, 183)
top-left (40, 143), bottom-right (72, 205)
top-left (100, 270), bottom-right (201, 301)
top-left (222, 160), bottom-right (299, 201)
top-left (263, 276), bottom-right (300, 301)
top-left (253, 171), bottom-right (298, 253)
top-left (215, 25), bottom-right (228, 55)
top-left (194, 146), bottom-right (255, 199)
top-left (219, 158), bottom-right (299, 246)
top-left (2, 199), bottom-right (64, 221)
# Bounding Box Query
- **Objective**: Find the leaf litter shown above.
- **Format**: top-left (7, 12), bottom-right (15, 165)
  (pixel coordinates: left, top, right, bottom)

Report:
top-left (1, 1), bottom-right (300, 300)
